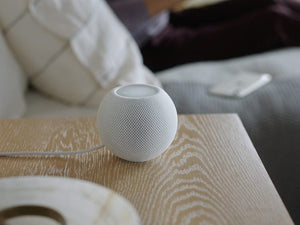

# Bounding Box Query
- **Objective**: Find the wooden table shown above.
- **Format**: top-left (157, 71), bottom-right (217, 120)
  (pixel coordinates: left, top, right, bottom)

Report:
top-left (0, 114), bottom-right (293, 225)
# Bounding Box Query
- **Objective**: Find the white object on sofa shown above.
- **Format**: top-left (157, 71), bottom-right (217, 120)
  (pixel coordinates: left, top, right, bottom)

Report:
top-left (0, 31), bottom-right (26, 118)
top-left (0, 0), bottom-right (160, 107)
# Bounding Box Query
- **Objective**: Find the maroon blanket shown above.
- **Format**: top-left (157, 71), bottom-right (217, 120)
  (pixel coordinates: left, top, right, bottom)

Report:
top-left (141, 0), bottom-right (300, 71)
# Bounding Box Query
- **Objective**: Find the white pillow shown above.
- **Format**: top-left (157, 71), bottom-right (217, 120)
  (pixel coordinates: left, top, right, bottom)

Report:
top-left (0, 31), bottom-right (27, 118)
top-left (0, 0), bottom-right (161, 107)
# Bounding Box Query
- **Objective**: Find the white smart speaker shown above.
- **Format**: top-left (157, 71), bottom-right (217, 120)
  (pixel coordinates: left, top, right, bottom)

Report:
top-left (97, 84), bottom-right (178, 162)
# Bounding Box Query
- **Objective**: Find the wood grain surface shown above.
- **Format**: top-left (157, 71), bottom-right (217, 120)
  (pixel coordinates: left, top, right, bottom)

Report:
top-left (0, 114), bottom-right (293, 225)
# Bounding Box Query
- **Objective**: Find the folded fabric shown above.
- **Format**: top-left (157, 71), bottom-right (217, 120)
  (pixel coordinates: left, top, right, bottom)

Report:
top-left (0, 31), bottom-right (26, 118)
top-left (0, 0), bottom-right (160, 107)
top-left (142, 0), bottom-right (300, 71)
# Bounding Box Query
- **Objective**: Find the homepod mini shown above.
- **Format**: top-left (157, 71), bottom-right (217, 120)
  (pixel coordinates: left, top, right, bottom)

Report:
top-left (97, 84), bottom-right (178, 162)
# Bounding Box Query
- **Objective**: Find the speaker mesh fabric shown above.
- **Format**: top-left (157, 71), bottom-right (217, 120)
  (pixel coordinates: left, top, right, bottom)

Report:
top-left (97, 85), bottom-right (177, 162)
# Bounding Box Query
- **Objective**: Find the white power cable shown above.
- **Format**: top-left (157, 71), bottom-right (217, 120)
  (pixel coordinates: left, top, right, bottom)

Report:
top-left (0, 145), bottom-right (105, 157)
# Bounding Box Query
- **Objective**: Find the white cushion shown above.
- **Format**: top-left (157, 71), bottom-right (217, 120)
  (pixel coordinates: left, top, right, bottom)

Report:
top-left (0, 31), bottom-right (26, 118)
top-left (0, 0), bottom-right (161, 107)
